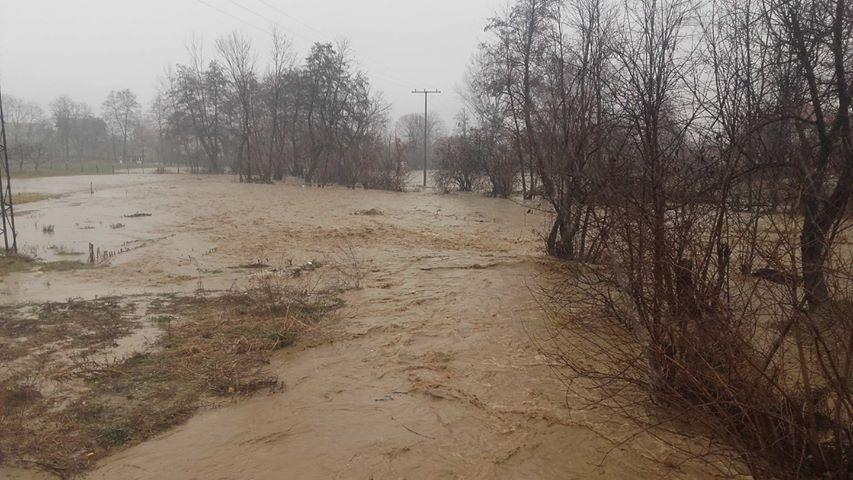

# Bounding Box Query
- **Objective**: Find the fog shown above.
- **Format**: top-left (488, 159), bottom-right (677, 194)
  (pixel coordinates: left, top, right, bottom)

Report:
top-left (0, 0), bottom-right (498, 124)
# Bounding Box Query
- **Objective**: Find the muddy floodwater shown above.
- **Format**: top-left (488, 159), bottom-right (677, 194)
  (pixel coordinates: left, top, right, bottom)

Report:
top-left (2, 174), bottom-right (731, 479)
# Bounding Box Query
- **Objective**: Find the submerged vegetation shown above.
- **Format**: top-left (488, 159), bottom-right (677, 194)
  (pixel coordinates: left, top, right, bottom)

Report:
top-left (0, 273), bottom-right (345, 477)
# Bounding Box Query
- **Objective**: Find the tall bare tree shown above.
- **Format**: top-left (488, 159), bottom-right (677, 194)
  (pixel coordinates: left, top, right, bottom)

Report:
top-left (102, 89), bottom-right (140, 165)
top-left (217, 32), bottom-right (257, 182)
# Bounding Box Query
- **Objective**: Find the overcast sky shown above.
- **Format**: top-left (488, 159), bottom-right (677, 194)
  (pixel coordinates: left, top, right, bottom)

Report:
top-left (0, 0), bottom-right (502, 127)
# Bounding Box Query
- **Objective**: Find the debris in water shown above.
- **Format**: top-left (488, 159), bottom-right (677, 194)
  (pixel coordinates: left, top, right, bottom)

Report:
top-left (354, 208), bottom-right (384, 216)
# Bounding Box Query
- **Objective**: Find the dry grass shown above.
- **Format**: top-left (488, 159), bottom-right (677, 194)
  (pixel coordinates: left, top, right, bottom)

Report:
top-left (0, 297), bottom-right (134, 364)
top-left (0, 274), bottom-right (346, 478)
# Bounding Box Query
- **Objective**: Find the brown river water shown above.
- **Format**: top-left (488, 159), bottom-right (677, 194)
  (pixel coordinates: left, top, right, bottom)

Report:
top-left (1, 174), bottom-right (737, 479)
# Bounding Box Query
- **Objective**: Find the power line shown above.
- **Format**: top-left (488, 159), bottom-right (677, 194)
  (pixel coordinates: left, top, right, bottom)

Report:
top-left (247, 0), bottom-right (418, 88)
top-left (195, 0), bottom-right (274, 36)
top-left (195, 0), bottom-right (424, 102)
top-left (255, 0), bottom-right (330, 39)
top-left (223, 0), bottom-right (327, 52)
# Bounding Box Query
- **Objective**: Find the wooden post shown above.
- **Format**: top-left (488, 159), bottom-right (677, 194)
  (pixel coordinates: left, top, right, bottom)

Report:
top-left (88, 243), bottom-right (95, 264)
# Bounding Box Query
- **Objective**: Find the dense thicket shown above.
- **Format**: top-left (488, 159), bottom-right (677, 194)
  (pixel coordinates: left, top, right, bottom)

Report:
top-left (457, 0), bottom-right (851, 477)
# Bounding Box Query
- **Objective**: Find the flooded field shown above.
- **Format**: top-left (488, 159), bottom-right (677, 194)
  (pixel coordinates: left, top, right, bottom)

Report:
top-left (2, 174), bottom-right (731, 479)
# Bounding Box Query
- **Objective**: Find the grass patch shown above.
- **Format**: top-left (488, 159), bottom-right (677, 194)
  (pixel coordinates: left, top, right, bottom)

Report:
top-left (0, 274), bottom-right (345, 477)
top-left (40, 260), bottom-right (92, 273)
top-left (0, 253), bottom-right (92, 277)
top-left (12, 192), bottom-right (58, 205)
top-left (0, 253), bottom-right (36, 276)
top-left (49, 245), bottom-right (85, 257)
top-left (0, 297), bottom-right (134, 364)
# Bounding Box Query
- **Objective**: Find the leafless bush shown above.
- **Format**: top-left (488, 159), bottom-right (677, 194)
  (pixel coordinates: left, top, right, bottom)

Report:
top-left (322, 243), bottom-right (367, 290)
top-left (227, 272), bottom-right (345, 319)
top-left (361, 136), bottom-right (409, 192)
top-left (433, 129), bottom-right (485, 194)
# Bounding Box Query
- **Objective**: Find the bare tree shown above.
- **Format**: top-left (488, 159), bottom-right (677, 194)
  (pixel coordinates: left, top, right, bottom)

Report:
top-left (5, 95), bottom-right (50, 170)
top-left (217, 32), bottom-right (258, 182)
top-left (168, 39), bottom-right (228, 173)
top-left (260, 29), bottom-right (296, 181)
top-left (395, 112), bottom-right (445, 170)
top-left (50, 96), bottom-right (75, 168)
top-left (102, 89), bottom-right (140, 165)
top-left (764, 0), bottom-right (853, 307)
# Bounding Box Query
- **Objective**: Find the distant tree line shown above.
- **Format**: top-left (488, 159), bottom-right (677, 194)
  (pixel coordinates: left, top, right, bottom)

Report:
top-left (5, 32), bottom-right (445, 191)
top-left (3, 89), bottom-right (146, 172)
top-left (154, 33), bottom-right (411, 189)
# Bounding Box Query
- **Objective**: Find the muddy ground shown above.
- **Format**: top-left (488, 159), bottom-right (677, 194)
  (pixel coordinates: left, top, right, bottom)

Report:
top-left (1, 174), bottom-right (736, 479)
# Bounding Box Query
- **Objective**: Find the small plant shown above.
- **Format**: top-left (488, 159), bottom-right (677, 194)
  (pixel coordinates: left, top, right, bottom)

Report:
top-left (41, 225), bottom-right (55, 234)
top-left (324, 243), bottom-right (366, 289)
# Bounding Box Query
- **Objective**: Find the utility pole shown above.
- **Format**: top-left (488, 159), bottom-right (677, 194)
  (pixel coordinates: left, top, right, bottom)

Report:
top-left (0, 84), bottom-right (17, 253)
top-left (411, 89), bottom-right (441, 187)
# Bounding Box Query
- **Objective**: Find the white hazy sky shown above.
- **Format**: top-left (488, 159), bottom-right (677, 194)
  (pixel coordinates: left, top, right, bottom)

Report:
top-left (0, 0), bottom-right (503, 126)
